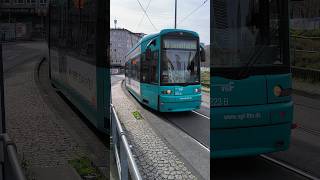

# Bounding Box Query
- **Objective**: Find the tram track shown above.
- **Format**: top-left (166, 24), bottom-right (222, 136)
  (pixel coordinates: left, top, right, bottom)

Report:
top-left (294, 102), bottom-right (320, 112)
top-left (292, 94), bottom-right (320, 137)
top-left (260, 155), bottom-right (320, 180)
top-left (297, 125), bottom-right (320, 137)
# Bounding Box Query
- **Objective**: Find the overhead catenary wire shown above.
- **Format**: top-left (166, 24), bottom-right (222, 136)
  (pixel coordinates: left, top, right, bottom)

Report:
top-left (135, 0), bottom-right (152, 31)
top-left (135, 0), bottom-right (158, 31)
top-left (178, 0), bottom-right (208, 25)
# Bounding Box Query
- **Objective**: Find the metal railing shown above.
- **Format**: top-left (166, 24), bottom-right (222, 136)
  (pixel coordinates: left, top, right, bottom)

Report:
top-left (292, 66), bottom-right (320, 82)
top-left (289, 35), bottom-right (320, 82)
top-left (0, 134), bottom-right (26, 180)
top-left (111, 104), bottom-right (142, 180)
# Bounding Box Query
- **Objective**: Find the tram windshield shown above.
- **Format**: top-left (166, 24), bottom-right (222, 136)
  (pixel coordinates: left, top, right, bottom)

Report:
top-left (212, 0), bottom-right (287, 68)
top-left (161, 38), bottom-right (200, 84)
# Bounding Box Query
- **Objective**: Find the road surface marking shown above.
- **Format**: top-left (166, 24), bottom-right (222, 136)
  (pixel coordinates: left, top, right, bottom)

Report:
top-left (192, 110), bottom-right (210, 119)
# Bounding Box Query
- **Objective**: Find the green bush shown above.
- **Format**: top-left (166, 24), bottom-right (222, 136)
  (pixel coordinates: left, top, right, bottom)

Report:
top-left (69, 156), bottom-right (106, 180)
top-left (290, 29), bottom-right (320, 37)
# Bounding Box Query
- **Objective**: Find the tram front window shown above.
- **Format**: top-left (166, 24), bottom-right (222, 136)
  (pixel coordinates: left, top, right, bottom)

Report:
top-left (212, 0), bottom-right (287, 69)
top-left (161, 39), bottom-right (200, 84)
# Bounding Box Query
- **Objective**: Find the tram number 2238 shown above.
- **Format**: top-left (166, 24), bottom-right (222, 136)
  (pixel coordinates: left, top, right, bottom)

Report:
top-left (213, 98), bottom-right (229, 106)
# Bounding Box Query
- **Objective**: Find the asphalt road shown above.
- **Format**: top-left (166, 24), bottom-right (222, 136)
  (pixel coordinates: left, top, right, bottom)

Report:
top-left (212, 156), bottom-right (308, 180)
top-left (267, 93), bottom-right (320, 179)
top-left (111, 74), bottom-right (210, 148)
top-left (2, 41), bottom-right (47, 72)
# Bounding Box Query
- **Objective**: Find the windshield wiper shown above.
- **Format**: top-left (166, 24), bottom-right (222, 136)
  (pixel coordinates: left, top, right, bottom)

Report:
top-left (237, 45), bottom-right (268, 79)
top-left (237, 27), bottom-right (280, 79)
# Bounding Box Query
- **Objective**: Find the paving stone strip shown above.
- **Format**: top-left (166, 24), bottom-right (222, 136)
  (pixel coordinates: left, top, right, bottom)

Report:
top-left (112, 81), bottom-right (198, 180)
top-left (5, 59), bottom-right (82, 165)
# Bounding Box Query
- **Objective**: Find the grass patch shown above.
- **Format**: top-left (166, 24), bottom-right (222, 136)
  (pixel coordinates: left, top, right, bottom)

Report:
top-left (290, 29), bottom-right (320, 70)
top-left (294, 51), bottom-right (320, 69)
top-left (69, 156), bottom-right (106, 180)
top-left (201, 70), bottom-right (210, 88)
top-left (132, 111), bottom-right (143, 120)
top-left (291, 29), bottom-right (320, 37)
top-left (21, 154), bottom-right (36, 180)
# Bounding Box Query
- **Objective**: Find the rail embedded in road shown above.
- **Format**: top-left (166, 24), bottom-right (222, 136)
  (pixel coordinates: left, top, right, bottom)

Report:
top-left (261, 155), bottom-right (320, 180)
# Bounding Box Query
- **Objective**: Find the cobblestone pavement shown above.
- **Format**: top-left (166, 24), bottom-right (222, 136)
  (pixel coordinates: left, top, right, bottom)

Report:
top-left (112, 81), bottom-right (198, 180)
top-left (3, 43), bottom-right (108, 179)
top-left (6, 59), bottom-right (83, 167)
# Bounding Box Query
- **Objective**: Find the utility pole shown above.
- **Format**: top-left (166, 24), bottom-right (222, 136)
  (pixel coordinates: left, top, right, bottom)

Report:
top-left (114, 19), bottom-right (117, 29)
top-left (0, 43), bottom-right (5, 133)
top-left (174, 0), bottom-right (177, 29)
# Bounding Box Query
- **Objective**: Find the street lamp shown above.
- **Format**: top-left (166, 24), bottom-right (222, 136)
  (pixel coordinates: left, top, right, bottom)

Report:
top-left (174, 0), bottom-right (177, 29)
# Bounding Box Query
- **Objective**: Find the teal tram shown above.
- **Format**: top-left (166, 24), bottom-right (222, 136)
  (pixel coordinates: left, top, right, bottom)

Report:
top-left (125, 29), bottom-right (206, 112)
top-left (211, 0), bottom-right (294, 158)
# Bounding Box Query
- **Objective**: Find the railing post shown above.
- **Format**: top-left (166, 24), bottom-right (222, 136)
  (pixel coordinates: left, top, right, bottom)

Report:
top-left (0, 41), bottom-right (5, 180)
top-left (0, 43), bottom-right (5, 134)
top-left (0, 137), bottom-right (4, 180)
top-left (120, 141), bottom-right (129, 180)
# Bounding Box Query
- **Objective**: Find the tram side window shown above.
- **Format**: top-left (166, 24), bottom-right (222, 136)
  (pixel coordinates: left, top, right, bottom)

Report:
top-left (129, 61), bottom-right (133, 78)
top-left (141, 54), bottom-right (150, 83)
top-left (150, 51), bottom-right (158, 84)
top-left (131, 55), bottom-right (141, 81)
top-left (136, 57), bottom-right (140, 81)
top-left (132, 59), bottom-right (136, 80)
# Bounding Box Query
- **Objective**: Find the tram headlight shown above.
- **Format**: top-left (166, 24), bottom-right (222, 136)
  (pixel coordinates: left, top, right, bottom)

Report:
top-left (162, 90), bottom-right (172, 94)
top-left (194, 88), bottom-right (201, 93)
top-left (273, 86), bottom-right (282, 97)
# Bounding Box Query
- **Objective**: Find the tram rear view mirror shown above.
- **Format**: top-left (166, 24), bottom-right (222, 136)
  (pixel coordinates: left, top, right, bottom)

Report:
top-left (200, 46), bottom-right (206, 62)
top-left (146, 48), bottom-right (152, 60)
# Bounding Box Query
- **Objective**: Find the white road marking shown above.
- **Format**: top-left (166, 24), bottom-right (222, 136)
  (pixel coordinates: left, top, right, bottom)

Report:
top-left (192, 110), bottom-right (210, 119)
top-left (190, 110), bottom-right (210, 152)
top-left (189, 136), bottom-right (210, 152)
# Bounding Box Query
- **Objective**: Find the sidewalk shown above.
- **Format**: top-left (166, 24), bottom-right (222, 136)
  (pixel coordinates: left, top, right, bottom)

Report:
top-left (112, 81), bottom-right (200, 180)
top-left (5, 58), bottom-right (81, 179)
top-left (4, 49), bottom-right (108, 179)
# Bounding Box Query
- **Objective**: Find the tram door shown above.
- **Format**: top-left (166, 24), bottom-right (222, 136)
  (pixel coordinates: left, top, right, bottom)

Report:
top-left (141, 48), bottom-right (159, 110)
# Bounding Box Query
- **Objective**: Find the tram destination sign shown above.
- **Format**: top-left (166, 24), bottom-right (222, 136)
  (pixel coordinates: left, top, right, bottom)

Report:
top-left (164, 39), bottom-right (197, 50)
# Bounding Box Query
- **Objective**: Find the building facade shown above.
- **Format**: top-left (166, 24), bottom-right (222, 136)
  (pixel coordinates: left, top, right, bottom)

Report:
top-left (290, 0), bottom-right (320, 30)
top-left (291, 0), bottom-right (320, 18)
top-left (110, 28), bottom-right (144, 67)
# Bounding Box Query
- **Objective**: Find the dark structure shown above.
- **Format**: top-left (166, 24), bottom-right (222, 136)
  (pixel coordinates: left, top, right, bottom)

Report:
top-left (0, 0), bottom-right (48, 40)
top-left (291, 0), bottom-right (320, 18)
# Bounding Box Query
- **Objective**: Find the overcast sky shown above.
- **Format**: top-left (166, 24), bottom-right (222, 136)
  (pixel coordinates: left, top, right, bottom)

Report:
top-left (110, 0), bottom-right (210, 45)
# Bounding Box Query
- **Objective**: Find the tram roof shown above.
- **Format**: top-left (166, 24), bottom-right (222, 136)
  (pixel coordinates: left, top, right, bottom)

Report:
top-left (126, 29), bottom-right (199, 57)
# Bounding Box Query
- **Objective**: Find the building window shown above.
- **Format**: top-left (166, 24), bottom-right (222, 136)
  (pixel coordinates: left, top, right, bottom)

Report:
top-left (15, 0), bottom-right (24, 4)
top-left (39, 0), bottom-right (47, 4)
top-left (26, 0), bottom-right (35, 3)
